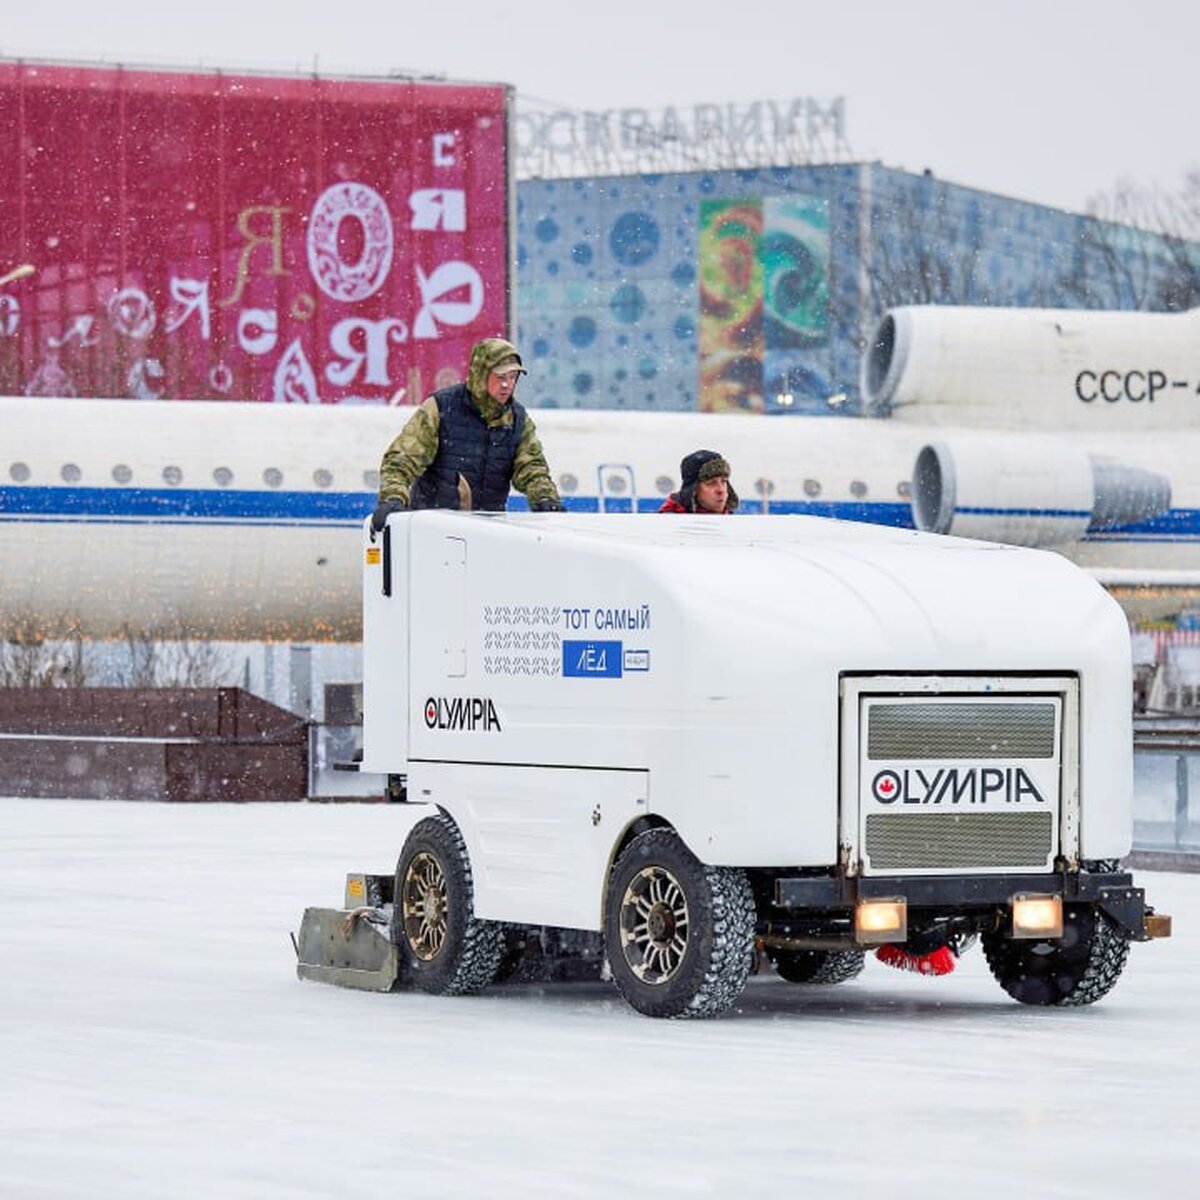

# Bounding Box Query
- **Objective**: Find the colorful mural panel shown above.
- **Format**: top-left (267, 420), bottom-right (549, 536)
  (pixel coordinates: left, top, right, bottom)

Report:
top-left (696, 195), bottom-right (832, 412)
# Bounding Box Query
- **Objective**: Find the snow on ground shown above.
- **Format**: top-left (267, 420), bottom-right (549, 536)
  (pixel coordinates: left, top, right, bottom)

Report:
top-left (0, 797), bottom-right (1195, 1199)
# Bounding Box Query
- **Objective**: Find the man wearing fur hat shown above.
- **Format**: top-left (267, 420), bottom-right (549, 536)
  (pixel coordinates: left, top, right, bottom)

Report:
top-left (658, 449), bottom-right (739, 514)
top-left (372, 337), bottom-right (563, 530)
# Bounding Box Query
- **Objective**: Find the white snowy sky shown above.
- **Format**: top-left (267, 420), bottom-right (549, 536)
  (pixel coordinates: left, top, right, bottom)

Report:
top-left (2, 0), bottom-right (1197, 215)
top-left (1, 797), bottom-right (1196, 1198)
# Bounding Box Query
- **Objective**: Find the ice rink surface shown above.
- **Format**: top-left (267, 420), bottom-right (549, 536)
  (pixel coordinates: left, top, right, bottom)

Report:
top-left (1, 797), bottom-right (1195, 1199)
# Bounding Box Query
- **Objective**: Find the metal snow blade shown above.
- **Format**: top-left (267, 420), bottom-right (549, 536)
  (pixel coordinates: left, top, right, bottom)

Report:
top-left (294, 887), bottom-right (401, 993)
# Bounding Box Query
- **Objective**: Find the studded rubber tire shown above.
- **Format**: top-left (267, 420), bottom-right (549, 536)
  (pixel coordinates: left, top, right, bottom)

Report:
top-left (769, 947), bottom-right (866, 985)
top-left (392, 811), bottom-right (504, 996)
top-left (982, 903), bottom-right (1131, 1007)
top-left (604, 829), bottom-right (756, 1019)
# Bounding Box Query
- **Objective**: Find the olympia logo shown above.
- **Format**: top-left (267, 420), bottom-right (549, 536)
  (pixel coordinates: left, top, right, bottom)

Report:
top-left (871, 766), bottom-right (1046, 805)
top-left (424, 696), bottom-right (502, 732)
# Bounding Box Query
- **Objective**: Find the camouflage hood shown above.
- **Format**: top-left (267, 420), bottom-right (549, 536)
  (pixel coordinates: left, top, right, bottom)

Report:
top-left (467, 338), bottom-right (526, 402)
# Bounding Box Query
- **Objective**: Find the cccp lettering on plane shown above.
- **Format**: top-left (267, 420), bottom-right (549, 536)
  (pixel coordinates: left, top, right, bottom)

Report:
top-left (1075, 368), bottom-right (1170, 403)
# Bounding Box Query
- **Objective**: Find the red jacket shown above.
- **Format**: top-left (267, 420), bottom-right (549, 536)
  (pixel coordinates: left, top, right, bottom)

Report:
top-left (657, 495), bottom-right (689, 513)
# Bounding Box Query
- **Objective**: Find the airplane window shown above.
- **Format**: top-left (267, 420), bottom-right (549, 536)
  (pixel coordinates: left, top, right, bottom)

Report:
top-left (263, 468), bottom-right (283, 488)
top-left (558, 472), bottom-right (579, 494)
top-left (163, 465), bottom-right (183, 486)
top-left (363, 469), bottom-right (380, 490)
top-left (61, 463), bottom-right (82, 483)
top-left (313, 468), bottom-right (333, 489)
top-left (897, 480), bottom-right (912, 499)
top-left (655, 475), bottom-right (674, 495)
top-left (850, 480), bottom-right (868, 498)
top-left (112, 464), bottom-right (132, 484)
top-left (803, 478), bottom-right (821, 498)
top-left (604, 474), bottom-right (628, 494)
top-left (213, 467), bottom-right (234, 488)
top-left (754, 477), bottom-right (775, 498)
top-left (10, 462), bottom-right (31, 482)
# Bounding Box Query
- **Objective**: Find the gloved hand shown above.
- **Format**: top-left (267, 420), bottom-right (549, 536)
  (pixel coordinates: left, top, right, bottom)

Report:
top-left (530, 497), bottom-right (566, 512)
top-left (371, 497), bottom-right (408, 533)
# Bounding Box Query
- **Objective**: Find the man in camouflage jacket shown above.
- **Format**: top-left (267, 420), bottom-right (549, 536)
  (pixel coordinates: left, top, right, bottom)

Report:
top-left (372, 338), bottom-right (563, 530)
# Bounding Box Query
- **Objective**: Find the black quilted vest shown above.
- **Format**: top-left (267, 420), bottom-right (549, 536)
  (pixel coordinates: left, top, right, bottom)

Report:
top-left (410, 383), bottom-right (527, 511)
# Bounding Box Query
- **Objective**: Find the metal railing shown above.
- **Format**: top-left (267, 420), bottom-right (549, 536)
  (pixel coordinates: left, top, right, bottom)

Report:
top-left (1133, 717), bottom-right (1200, 860)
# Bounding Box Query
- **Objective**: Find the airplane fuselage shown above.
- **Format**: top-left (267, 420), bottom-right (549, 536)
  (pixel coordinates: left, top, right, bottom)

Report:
top-left (4, 392), bottom-right (1200, 640)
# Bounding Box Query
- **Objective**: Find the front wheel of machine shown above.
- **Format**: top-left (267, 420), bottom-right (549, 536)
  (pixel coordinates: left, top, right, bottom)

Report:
top-left (604, 829), bottom-right (756, 1019)
top-left (392, 811), bottom-right (504, 996)
top-left (982, 903), bottom-right (1130, 1007)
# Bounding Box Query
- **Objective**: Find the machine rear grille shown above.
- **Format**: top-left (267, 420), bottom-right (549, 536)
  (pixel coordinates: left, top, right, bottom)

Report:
top-left (867, 702), bottom-right (1056, 760)
top-left (865, 811), bottom-right (1054, 870)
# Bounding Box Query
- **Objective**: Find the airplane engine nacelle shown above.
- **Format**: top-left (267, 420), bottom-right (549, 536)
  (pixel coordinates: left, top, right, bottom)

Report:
top-left (912, 436), bottom-right (1172, 547)
top-left (865, 304), bottom-right (1200, 431)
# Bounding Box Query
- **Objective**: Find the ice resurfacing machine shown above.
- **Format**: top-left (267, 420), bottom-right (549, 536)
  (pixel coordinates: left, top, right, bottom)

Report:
top-left (296, 512), bottom-right (1170, 1018)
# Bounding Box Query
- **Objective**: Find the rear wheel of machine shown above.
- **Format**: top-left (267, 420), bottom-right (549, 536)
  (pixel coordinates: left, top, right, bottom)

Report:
top-left (769, 947), bottom-right (866, 985)
top-left (982, 903), bottom-right (1130, 1007)
top-left (392, 811), bottom-right (504, 996)
top-left (604, 829), bottom-right (756, 1019)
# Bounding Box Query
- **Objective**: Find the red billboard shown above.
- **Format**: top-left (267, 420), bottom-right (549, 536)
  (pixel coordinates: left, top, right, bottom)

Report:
top-left (0, 61), bottom-right (512, 404)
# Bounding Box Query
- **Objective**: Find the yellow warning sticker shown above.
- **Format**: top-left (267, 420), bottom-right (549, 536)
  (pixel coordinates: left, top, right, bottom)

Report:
top-left (366, 546), bottom-right (381, 565)
top-left (347, 878), bottom-right (365, 899)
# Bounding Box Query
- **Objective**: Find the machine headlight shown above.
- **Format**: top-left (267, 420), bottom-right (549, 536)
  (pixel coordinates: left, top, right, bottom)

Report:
top-left (855, 897), bottom-right (907, 944)
top-left (1011, 893), bottom-right (1063, 939)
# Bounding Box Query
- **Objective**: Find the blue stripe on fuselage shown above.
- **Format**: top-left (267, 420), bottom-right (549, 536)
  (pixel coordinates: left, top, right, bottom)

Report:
top-left (0, 485), bottom-right (915, 525)
top-left (0, 485), bottom-right (372, 524)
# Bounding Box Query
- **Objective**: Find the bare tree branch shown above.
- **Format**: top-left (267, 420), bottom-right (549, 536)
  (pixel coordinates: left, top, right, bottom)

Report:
top-left (1079, 175), bottom-right (1200, 311)
top-left (116, 622), bottom-right (238, 688)
top-left (0, 616), bottom-right (91, 688)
